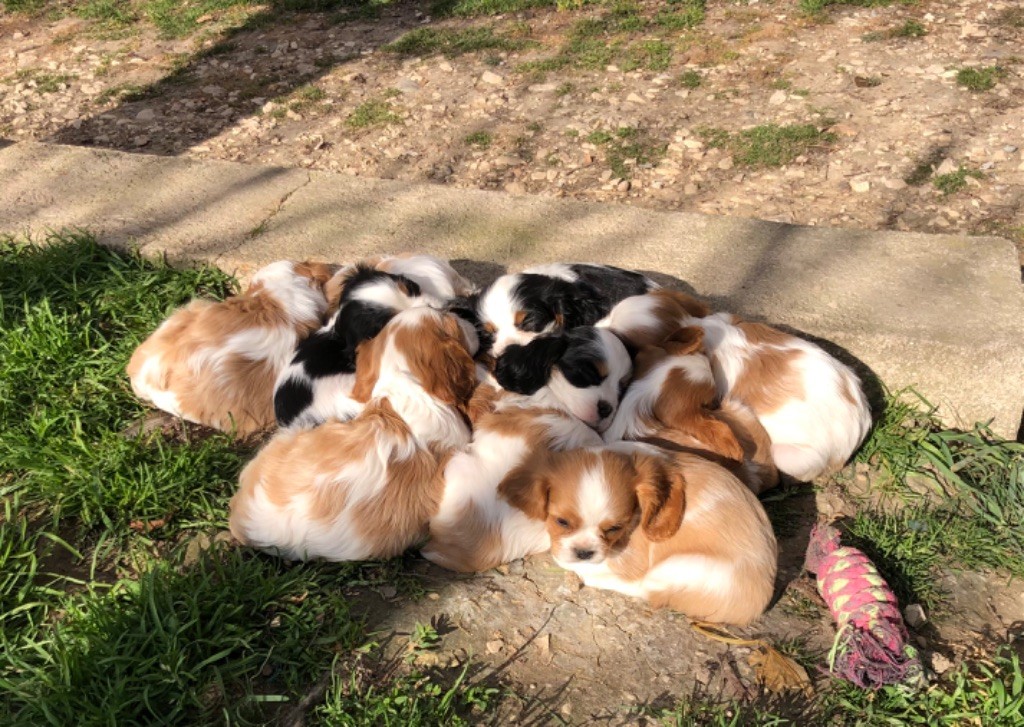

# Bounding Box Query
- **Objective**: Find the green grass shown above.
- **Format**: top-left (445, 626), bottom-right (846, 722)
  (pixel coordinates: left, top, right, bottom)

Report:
top-left (346, 99), bottom-right (401, 129)
top-left (464, 130), bottom-right (493, 147)
top-left (621, 39), bottom-right (672, 72)
top-left (849, 388), bottom-right (1024, 607)
top-left (933, 166), bottom-right (983, 195)
top-left (863, 19), bottom-right (926, 42)
top-left (431, 0), bottom-right (554, 17)
top-left (800, 0), bottom-right (897, 15)
top-left (678, 70), bottom-right (702, 88)
top-left (644, 647), bottom-right (1024, 726)
top-left (587, 125), bottom-right (667, 179)
top-left (956, 66), bottom-right (1002, 92)
top-left (700, 123), bottom-right (837, 168)
top-left (385, 26), bottom-right (529, 58)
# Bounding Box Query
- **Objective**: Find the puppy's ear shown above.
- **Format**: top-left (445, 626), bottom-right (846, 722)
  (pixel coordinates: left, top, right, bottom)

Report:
top-left (427, 315), bottom-right (478, 407)
top-left (494, 335), bottom-right (569, 395)
top-left (334, 303), bottom-right (396, 370)
top-left (352, 333), bottom-right (385, 401)
top-left (498, 462), bottom-right (551, 521)
top-left (631, 453), bottom-right (686, 541)
top-left (662, 326), bottom-right (704, 356)
top-left (659, 289), bottom-right (710, 319)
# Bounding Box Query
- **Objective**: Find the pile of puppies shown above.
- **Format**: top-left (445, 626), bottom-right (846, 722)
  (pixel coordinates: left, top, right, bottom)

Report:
top-left (128, 255), bottom-right (871, 626)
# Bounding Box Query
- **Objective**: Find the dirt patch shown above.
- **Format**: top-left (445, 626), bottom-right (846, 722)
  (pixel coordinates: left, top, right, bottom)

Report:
top-left (1, 0), bottom-right (1022, 264)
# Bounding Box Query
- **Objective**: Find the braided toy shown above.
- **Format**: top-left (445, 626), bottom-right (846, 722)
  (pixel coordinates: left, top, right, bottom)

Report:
top-left (805, 522), bottom-right (923, 689)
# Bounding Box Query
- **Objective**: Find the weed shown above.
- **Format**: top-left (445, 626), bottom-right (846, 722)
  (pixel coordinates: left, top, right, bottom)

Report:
top-left (431, 0), bottom-right (555, 17)
top-left (933, 166), bottom-right (983, 195)
top-left (464, 130), bottom-right (493, 147)
top-left (678, 70), bottom-right (702, 88)
top-left (75, 0), bottom-right (138, 26)
top-left (700, 123), bottom-right (836, 167)
top-left (385, 26), bottom-right (529, 58)
top-left (621, 39), bottom-right (672, 72)
top-left (410, 622), bottom-right (442, 652)
top-left (892, 19), bottom-right (926, 37)
top-left (346, 99), bottom-right (401, 129)
top-left (956, 66), bottom-right (1002, 92)
top-left (555, 81), bottom-right (574, 96)
top-left (587, 126), bottom-right (666, 179)
top-left (800, 0), bottom-right (896, 16)
top-left (654, 0), bottom-right (706, 31)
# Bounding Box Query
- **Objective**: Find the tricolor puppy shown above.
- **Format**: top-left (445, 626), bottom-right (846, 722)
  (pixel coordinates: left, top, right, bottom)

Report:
top-left (127, 260), bottom-right (335, 437)
top-left (603, 327), bottom-right (778, 494)
top-left (596, 288), bottom-right (711, 354)
top-left (229, 306), bottom-right (479, 561)
top-left (505, 443), bottom-right (778, 626)
top-left (691, 313), bottom-right (872, 482)
top-left (273, 264), bottom-right (441, 430)
top-left (422, 337), bottom-right (630, 573)
top-left (478, 263), bottom-right (656, 355)
top-left (494, 326), bottom-right (632, 433)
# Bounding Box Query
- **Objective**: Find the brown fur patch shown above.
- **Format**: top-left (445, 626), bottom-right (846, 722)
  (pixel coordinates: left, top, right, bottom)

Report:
top-left (514, 310), bottom-right (527, 328)
top-left (728, 344), bottom-right (805, 414)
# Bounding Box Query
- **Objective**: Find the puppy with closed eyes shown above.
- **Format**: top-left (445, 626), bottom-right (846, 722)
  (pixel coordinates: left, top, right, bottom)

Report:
top-left (596, 288), bottom-right (711, 353)
top-left (422, 327), bottom-right (632, 573)
top-left (127, 260), bottom-right (335, 437)
top-left (688, 313), bottom-right (872, 482)
top-left (505, 443), bottom-right (778, 626)
top-left (603, 326), bottom-right (778, 494)
top-left (273, 264), bottom-right (443, 430)
top-left (478, 263), bottom-right (657, 355)
top-left (229, 306), bottom-right (479, 561)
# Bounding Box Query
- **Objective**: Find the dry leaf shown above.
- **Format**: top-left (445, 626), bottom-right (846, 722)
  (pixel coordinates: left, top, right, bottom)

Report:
top-left (128, 517), bottom-right (167, 532)
top-left (748, 644), bottom-right (813, 697)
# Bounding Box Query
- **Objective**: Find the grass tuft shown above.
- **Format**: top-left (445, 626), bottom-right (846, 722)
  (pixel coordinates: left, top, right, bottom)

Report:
top-left (346, 99), bottom-right (401, 129)
top-left (932, 166), bottom-right (983, 196)
top-left (385, 26), bottom-right (530, 58)
top-left (700, 123), bottom-right (836, 168)
top-left (956, 66), bottom-right (1002, 92)
top-left (464, 130), bottom-right (493, 147)
top-left (587, 125), bottom-right (667, 179)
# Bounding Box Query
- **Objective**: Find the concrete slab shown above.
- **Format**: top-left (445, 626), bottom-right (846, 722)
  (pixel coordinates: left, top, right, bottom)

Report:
top-left (2, 141), bottom-right (1022, 437)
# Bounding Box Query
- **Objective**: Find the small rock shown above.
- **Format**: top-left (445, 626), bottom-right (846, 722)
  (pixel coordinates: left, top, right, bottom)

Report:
top-left (202, 85), bottom-right (225, 97)
top-left (395, 78), bottom-right (419, 94)
top-left (769, 89), bottom-right (787, 105)
top-left (560, 702), bottom-right (572, 716)
top-left (935, 158), bottom-right (958, 176)
top-left (850, 178), bottom-right (870, 193)
top-left (718, 156), bottom-right (734, 171)
top-left (1004, 145), bottom-right (1018, 153)
top-left (504, 181), bottom-right (526, 195)
top-left (135, 108), bottom-right (156, 122)
top-left (133, 135), bottom-right (150, 147)
top-left (883, 178), bottom-right (907, 190)
top-left (684, 182), bottom-right (698, 195)
top-left (929, 652), bottom-right (953, 674)
top-left (904, 603), bottom-right (927, 628)
top-left (485, 639), bottom-right (504, 654)
top-left (626, 92), bottom-right (646, 104)
top-left (13, 31), bottom-right (25, 40)
top-left (438, 60), bottom-right (453, 72)
top-left (183, 533), bottom-right (212, 567)
top-left (528, 82), bottom-right (557, 93)
top-left (379, 585), bottom-right (397, 599)
top-left (480, 70), bottom-right (503, 86)
top-left (617, 180), bottom-right (631, 192)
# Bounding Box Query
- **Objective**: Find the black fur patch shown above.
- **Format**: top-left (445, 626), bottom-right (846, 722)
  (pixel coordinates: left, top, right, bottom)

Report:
top-left (494, 335), bottom-right (570, 395)
top-left (555, 327), bottom-right (607, 389)
top-left (274, 376), bottom-right (314, 427)
top-left (569, 264), bottom-right (652, 303)
top-left (447, 294), bottom-right (493, 355)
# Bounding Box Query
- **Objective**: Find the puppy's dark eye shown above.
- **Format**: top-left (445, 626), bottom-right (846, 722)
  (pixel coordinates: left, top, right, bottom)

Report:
top-left (619, 377), bottom-right (630, 397)
top-left (555, 517), bottom-right (571, 528)
top-left (604, 524), bottom-right (622, 535)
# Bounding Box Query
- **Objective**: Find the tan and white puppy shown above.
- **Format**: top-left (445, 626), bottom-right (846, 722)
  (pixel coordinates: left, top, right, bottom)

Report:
top-left (228, 306), bottom-right (479, 561)
top-left (596, 288), bottom-right (710, 352)
top-left (127, 260), bottom-right (335, 437)
top-left (506, 443), bottom-right (778, 626)
top-left (603, 326), bottom-right (778, 494)
top-left (690, 313), bottom-right (872, 482)
top-left (422, 331), bottom-right (633, 573)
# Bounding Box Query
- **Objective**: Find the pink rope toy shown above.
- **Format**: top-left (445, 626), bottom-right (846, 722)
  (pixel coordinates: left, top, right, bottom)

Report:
top-left (805, 522), bottom-right (923, 689)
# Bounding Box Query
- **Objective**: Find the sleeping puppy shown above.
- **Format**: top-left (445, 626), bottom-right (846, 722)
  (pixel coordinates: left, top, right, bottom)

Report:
top-left (494, 327), bottom-right (632, 432)
top-left (127, 260), bottom-right (335, 437)
top-left (229, 306), bottom-right (479, 561)
top-left (422, 328), bottom-right (632, 573)
top-left (689, 313), bottom-right (872, 482)
top-left (478, 263), bottom-right (657, 355)
top-left (273, 264), bottom-right (441, 430)
top-left (505, 442), bottom-right (778, 626)
top-left (602, 326), bottom-right (778, 494)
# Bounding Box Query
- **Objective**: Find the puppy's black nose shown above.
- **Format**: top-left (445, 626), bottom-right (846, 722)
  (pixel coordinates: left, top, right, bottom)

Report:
top-left (574, 548), bottom-right (595, 561)
top-left (597, 401), bottom-right (612, 419)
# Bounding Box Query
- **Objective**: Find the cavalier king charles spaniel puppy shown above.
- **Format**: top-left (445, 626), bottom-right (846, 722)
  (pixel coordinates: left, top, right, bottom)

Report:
top-left (690, 313), bottom-right (872, 482)
top-left (273, 264), bottom-right (443, 430)
top-left (504, 442), bottom-right (778, 626)
top-left (421, 328), bottom-right (632, 573)
top-left (596, 288), bottom-right (710, 354)
top-left (477, 263), bottom-right (656, 355)
top-left (602, 326), bottom-right (778, 495)
top-left (127, 260), bottom-right (335, 437)
top-left (229, 306), bottom-right (479, 561)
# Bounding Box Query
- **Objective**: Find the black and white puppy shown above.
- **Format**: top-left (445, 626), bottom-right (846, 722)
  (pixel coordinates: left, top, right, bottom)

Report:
top-left (494, 326), bottom-right (632, 432)
top-left (273, 265), bottom-right (439, 429)
top-left (477, 263), bottom-right (657, 355)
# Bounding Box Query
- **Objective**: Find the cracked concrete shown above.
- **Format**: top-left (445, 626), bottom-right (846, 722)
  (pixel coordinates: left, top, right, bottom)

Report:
top-left (1, 141), bottom-right (1022, 436)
